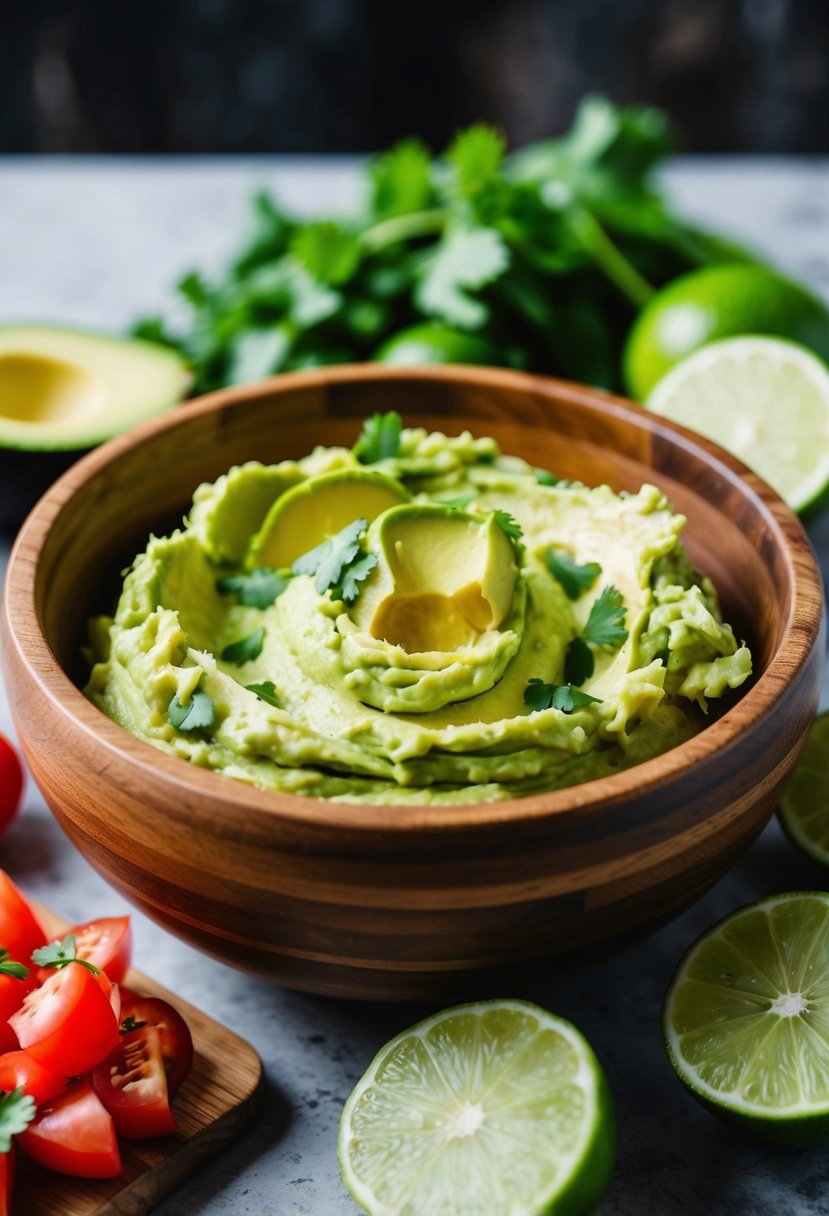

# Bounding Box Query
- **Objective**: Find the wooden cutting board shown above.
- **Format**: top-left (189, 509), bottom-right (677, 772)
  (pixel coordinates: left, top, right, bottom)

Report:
top-left (16, 909), bottom-right (264, 1215)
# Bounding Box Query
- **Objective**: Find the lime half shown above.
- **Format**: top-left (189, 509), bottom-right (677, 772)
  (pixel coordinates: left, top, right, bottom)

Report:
top-left (780, 711), bottom-right (829, 865)
top-left (645, 335), bottom-right (829, 515)
top-left (663, 893), bottom-right (829, 1145)
top-left (339, 999), bottom-right (615, 1216)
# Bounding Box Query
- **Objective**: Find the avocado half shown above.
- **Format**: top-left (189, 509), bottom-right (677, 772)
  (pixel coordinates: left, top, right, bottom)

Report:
top-left (0, 324), bottom-right (191, 532)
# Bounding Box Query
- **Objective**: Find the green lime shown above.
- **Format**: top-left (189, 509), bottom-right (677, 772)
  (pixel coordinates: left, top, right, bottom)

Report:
top-left (623, 263), bottom-right (829, 401)
top-left (663, 892), bottom-right (829, 1146)
top-left (644, 335), bottom-right (829, 515)
top-left (374, 323), bottom-right (506, 367)
top-left (339, 999), bottom-right (615, 1216)
top-left (780, 711), bottom-right (829, 865)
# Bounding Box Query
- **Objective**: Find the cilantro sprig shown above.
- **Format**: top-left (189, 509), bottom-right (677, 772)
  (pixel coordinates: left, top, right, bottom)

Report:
top-left (246, 680), bottom-right (280, 707)
top-left (292, 518), bottom-right (377, 604)
top-left (215, 567), bottom-right (288, 609)
top-left (564, 585), bottom-right (629, 685)
top-left (354, 411), bottom-right (402, 464)
top-left (0, 948), bottom-right (28, 982)
top-left (546, 549), bottom-right (601, 601)
top-left (493, 510), bottom-right (523, 542)
top-left (32, 933), bottom-right (100, 976)
top-left (168, 687), bottom-right (216, 732)
top-left (222, 627), bottom-right (265, 665)
top-left (524, 679), bottom-right (601, 714)
top-left (0, 1088), bottom-right (36, 1153)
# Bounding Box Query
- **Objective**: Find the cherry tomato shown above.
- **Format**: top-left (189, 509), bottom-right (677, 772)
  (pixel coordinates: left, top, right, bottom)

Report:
top-left (119, 993), bottom-right (194, 1097)
top-left (93, 1024), bottom-right (177, 1139)
top-left (0, 1051), bottom-right (65, 1106)
top-left (9, 962), bottom-right (119, 1076)
top-left (17, 1077), bottom-right (122, 1179)
top-left (0, 1150), bottom-right (13, 1216)
top-left (0, 971), bottom-right (35, 1053)
top-left (0, 736), bottom-right (23, 836)
top-left (68, 916), bottom-right (132, 985)
top-left (0, 871), bottom-right (46, 964)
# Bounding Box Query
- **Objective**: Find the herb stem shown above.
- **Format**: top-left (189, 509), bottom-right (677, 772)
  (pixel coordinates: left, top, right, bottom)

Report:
top-left (360, 209), bottom-right (447, 253)
top-left (570, 206), bottom-right (656, 308)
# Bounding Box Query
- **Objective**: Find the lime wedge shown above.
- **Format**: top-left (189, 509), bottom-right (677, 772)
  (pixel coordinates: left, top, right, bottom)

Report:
top-left (779, 711), bottom-right (829, 865)
top-left (663, 893), bottom-right (829, 1145)
top-left (645, 335), bottom-right (829, 515)
top-left (338, 999), bottom-right (615, 1216)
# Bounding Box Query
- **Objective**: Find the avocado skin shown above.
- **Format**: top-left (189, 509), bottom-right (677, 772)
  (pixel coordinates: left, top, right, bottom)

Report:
top-left (0, 445), bottom-right (87, 533)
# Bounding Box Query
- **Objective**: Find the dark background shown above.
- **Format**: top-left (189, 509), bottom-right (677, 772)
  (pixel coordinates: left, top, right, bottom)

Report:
top-left (2, 0), bottom-right (828, 154)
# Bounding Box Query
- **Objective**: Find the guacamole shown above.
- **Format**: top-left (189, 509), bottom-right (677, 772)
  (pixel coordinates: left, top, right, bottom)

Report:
top-left (85, 420), bottom-right (752, 805)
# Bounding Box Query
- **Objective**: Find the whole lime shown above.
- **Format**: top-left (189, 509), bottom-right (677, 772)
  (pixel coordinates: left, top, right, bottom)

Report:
top-left (374, 323), bottom-right (506, 367)
top-left (623, 264), bottom-right (829, 400)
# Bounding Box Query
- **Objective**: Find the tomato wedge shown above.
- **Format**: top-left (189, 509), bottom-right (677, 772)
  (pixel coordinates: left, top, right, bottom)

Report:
top-left (17, 1078), bottom-right (122, 1179)
top-left (93, 1024), bottom-right (177, 1139)
top-left (0, 1051), bottom-right (65, 1106)
top-left (119, 994), bottom-right (194, 1097)
top-left (0, 871), bottom-right (46, 964)
top-left (68, 916), bottom-right (132, 985)
top-left (0, 972), bottom-right (35, 1053)
top-left (9, 962), bottom-right (119, 1076)
top-left (0, 1150), bottom-right (13, 1216)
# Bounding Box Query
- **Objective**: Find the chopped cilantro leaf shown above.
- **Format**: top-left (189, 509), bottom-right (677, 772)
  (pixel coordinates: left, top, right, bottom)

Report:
top-left (215, 567), bottom-right (288, 609)
top-left (32, 934), bottom-right (100, 976)
top-left (168, 688), bottom-right (215, 733)
top-left (221, 627), bottom-right (265, 665)
top-left (583, 584), bottom-right (628, 648)
top-left (493, 510), bottom-right (523, 541)
top-left (523, 679), bottom-right (601, 713)
top-left (293, 518), bottom-right (367, 595)
top-left (546, 549), bottom-right (601, 600)
top-left (535, 469), bottom-right (559, 487)
top-left (354, 412), bottom-right (402, 463)
top-left (0, 948), bottom-right (28, 982)
top-left (330, 551), bottom-right (378, 605)
top-left (564, 636), bottom-right (595, 685)
top-left (0, 1088), bottom-right (36, 1153)
top-left (246, 680), bottom-right (280, 707)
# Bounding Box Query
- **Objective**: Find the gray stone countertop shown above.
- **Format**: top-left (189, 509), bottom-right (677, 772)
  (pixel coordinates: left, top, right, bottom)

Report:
top-left (1, 156), bottom-right (829, 1216)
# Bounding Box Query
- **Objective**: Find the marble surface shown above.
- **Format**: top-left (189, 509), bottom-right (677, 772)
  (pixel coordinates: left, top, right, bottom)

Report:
top-left (1, 156), bottom-right (829, 1216)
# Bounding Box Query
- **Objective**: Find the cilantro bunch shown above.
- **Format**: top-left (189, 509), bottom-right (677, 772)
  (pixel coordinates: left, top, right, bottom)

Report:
top-left (134, 97), bottom-right (739, 393)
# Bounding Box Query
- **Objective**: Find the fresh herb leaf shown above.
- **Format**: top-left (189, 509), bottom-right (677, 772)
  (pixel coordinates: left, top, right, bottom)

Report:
top-left (354, 411), bottom-right (402, 463)
top-left (493, 510), bottom-right (523, 541)
top-left (437, 491), bottom-right (476, 509)
top-left (416, 226), bottom-right (510, 329)
top-left (546, 549), bottom-right (601, 600)
top-left (330, 552), bottom-right (378, 605)
top-left (446, 124), bottom-right (506, 199)
top-left (246, 680), bottom-right (280, 707)
top-left (523, 679), bottom-right (601, 713)
top-left (370, 138), bottom-right (434, 220)
top-left (291, 221), bottom-right (362, 286)
top-left (535, 469), bottom-right (560, 487)
top-left (120, 1015), bottom-right (148, 1034)
top-left (582, 584), bottom-right (628, 648)
top-left (564, 636), bottom-right (595, 686)
top-left (0, 948), bottom-right (28, 981)
top-left (32, 934), bottom-right (100, 976)
top-left (215, 567), bottom-right (288, 609)
top-left (293, 518), bottom-right (367, 595)
top-left (0, 1088), bottom-right (36, 1152)
top-left (221, 628), bottom-right (265, 665)
top-left (168, 689), bottom-right (215, 733)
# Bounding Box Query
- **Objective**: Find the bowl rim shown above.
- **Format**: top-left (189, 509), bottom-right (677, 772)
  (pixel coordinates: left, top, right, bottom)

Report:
top-left (3, 363), bottom-right (824, 835)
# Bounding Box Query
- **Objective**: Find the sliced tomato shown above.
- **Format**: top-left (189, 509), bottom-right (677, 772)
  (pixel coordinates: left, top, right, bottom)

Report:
top-left (9, 962), bottom-right (119, 1076)
top-left (0, 1051), bottom-right (65, 1105)
top-left (119, 994), bottom-right (194, 1097)
top-left (17, 1077), bottom-right (122, 1179)
top-left (0, 1150), bottom-right (13, 1216)
top-left (0, 972), bottom-right (35, 1053)
top-left (93, 1024), bottom-right (177, 1139)
top-left (0, 871), bottom-right (46, 964)
top-left (68, 916), bottom-right (132, 985)
top-left (0, 734), bottom-right (23, 838)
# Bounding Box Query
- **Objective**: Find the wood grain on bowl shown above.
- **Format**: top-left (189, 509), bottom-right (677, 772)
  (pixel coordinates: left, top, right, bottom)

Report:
top-left (2, 366), bottom-right (824, 1000)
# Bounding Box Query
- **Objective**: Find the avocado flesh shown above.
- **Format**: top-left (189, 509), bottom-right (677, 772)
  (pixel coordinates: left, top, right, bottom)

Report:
top-left (0, 325), bottom-right (190, 451)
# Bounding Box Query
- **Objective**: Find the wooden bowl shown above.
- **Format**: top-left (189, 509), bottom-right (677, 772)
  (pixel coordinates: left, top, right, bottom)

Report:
top-left (2, 366), bottom-right (824, 1001)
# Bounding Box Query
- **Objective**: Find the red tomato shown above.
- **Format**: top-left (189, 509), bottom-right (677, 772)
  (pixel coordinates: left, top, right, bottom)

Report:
top-left (0, 736), bottom-right (23, 836)
top-left (0, 870), bottom-right (46, 964)
top-left (0, 972), bottom-right (35, 1053)
top-left (93, 1024), bottom-right (177, 1139)
top-left (0, 1150), bottom-right (13, 1216)
top-left (0, 1051), bottom-right (65, 1106)
top-left (119, 993), bottom-right (194, 1097)
top-left (9, 962), bottom-right (119, 1076)
top-left (68, 916), bottom-right (132, 984)
top-left (17, 1077), bottom-right (122, 1179)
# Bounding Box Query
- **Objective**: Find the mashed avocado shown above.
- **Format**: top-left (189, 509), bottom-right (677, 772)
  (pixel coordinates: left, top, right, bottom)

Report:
top-left (85, 418), bottom-right (752, 805)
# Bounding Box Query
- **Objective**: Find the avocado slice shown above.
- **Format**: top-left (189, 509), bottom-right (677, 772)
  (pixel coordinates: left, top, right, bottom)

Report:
top-left (353, 504), bottom-right (519, 653)
top-left (0, 324), bottom-right (191, 531)
top-left (247, 468), bottom-right (410, 570)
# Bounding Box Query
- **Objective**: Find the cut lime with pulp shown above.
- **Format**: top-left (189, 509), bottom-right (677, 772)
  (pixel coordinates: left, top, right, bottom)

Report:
top-left (339, 999), bottom-right (615, 1216)
top-left (645, 335), bottom-right (829, 515)
top-left (663, 893), bottom-right (829, 1145)
top-left (780, 711), bottom-right (829, 866)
